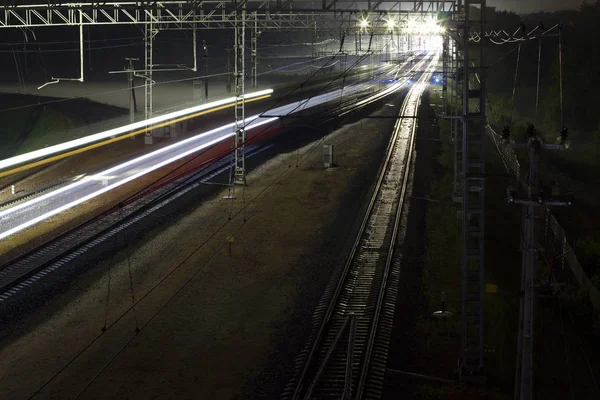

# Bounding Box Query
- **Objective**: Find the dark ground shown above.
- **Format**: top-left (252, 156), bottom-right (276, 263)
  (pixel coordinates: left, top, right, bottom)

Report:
top-left (0, 89), bottom-right (404, 399)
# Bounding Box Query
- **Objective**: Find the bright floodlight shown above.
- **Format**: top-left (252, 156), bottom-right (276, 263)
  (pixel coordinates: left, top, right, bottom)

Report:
top-left (424, 17), bottom-right (445, 34)
top-left (386, 19), bottom-right (396, 29)
top-left (403, 16), bottom-right (444, 35)
top-left (359, 19), bottom-right (369, 28)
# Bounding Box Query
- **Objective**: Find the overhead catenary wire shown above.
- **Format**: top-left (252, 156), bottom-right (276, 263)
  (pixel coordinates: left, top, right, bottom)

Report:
top-left (0, 34), bottom-right (201, 48)
top-left (0, 72), bottom-right (231, 114)
top-left (0, 35), bottom-right (144, 47)
top-left (102, 233), bottom-right (119, 332)
top-left (0, 41), bottom-right (143, 53)
top-left (558, 23), bottom-right (564, 128)
top-left (510, 44), bottom-right (522, 123)
top-left (125, 52), bottom-right (370, 209)
top-left (69, 53), bottom-right (374, 399)
top-left (24, 51), bottom-right (374, 400)
top-left (257, 54), bottom-right (341, 76)
top-left (535, 36), bottom-right (542, 126)
top-left (0, 56), bottom-right (344, 115)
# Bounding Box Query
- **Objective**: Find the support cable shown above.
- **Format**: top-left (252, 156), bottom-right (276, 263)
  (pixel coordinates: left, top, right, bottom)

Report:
top-left (120, 207), bottom-right (140, 332)
top-left (510, 44), bottom-right (521, 124)
top-left (558, 24), bottom-right (564, 128)
top-left (70, 59), bottom-right (369, 395)
top-left (25, 53), bottom-right (373, 400)
top-left (535, 37), bottom-right (542, 126)
top-left (102, 233), bottom-right (119, 332)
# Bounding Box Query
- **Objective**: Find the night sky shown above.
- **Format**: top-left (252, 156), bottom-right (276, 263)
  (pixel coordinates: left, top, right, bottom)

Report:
top-left (489, 0), bottom-right (584, 12)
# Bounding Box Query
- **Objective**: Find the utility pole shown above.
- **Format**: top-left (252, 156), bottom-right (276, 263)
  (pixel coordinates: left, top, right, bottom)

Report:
top-left (251, 12), bottom-right (259, 88)
top-left (125, 57), bottom-right (139, 124)
top-left (226, 48), bottom-right (232, 93)
top-left (203, 39), bottom-right (209, 99)
top-left (233, 2), bottom-right (246, 185)
top-left (144, 8), bottom-right (158, 145)
top-left (442, 33), bottom-right (449, 115)
top-left (458, 0), bottom-right (486, 383)
top-left (505, 124), bottom-right (570, 400)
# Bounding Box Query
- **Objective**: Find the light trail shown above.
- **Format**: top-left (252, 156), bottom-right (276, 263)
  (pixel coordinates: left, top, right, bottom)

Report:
top-left (0, 80), bottom-right (378, 240)
top-left (0, 54), bottom-right (436, 240)
top-left (0, 94), bottom-right (272, 179)
top-left (0, 89), bottom-right (274, 173)
top-left (0, 117), bottom-right (277, 241)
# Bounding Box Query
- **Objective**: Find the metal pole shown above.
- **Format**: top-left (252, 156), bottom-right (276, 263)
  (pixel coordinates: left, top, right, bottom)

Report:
top-left (460, 0), bottom-right (486, 381)
top-left (535, 37), bottom-right (542, 125)
top-left (79, 10), bottom-right (84, 82)
top-left (233, 3), bottom-right (246, 185)
top-left (442, 33), bottom-right (449, 113)
top-left (251, 12), bottom-right (258, 88)
top-left (126, 57), bottom-right (138, 124)
top-left (144, 11), bottom-right (155, 144)
top-left (522, 142), bottom-right (539, 400)
top-left (193, 21), bottom-right (197, 72)
top-left (509, 131), bottom-right (569, 399)
top-left (203, 39), bottom-right (209, 98)
top-left (226, 48), bottom-right (232, 93)
top-left (558, 24), bottom-right (563, 128)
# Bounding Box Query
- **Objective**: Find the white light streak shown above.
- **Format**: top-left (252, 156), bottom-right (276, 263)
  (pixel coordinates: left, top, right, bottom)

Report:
top-left (0, 89), bottom-right (274, 171)
top-left (0, 116), bottom-right (278, 240)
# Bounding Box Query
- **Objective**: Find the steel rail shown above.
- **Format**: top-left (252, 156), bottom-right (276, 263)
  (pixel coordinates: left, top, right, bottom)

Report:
top-left (355, 61), bottom-right (431, 399)
top-left (0, 144), bottom-right (268, 301)
top-left (289, 53), bottom-right (436, 400)
top-left (0, 64), bottom-right (417, 301)
top-left (289, 75), bottom-right (411, 400)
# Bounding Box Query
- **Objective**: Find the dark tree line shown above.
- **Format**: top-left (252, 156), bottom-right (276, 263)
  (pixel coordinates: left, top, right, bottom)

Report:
top-left (483, 2), bottom-right (600, 138)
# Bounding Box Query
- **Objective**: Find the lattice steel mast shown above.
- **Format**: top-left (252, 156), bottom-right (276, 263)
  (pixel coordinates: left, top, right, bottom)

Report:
top-left (459, 0), bottom-right (486, 381)
top-left (233, 1), bottom-right (247, 185)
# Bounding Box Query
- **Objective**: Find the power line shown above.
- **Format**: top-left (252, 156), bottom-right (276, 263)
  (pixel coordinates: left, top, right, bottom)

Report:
top-left (0, 36), bottom-right (144, 46)
top-left (0, 42), bottom-right (143, 53)
top-left (72, 55), bottom-right (373, 399)
top-left (0, 57), bottom-right (348, 115)
top-left (25, 52), bottom-right (371, 400)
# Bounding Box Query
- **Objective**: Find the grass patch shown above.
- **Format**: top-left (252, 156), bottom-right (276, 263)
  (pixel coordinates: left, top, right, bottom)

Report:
top-left (0, 108), bottom-right (33, 158)
top-left (414, 91), bottom-right (521, 399)
top-left (19, 109), bottom-right (75, 154)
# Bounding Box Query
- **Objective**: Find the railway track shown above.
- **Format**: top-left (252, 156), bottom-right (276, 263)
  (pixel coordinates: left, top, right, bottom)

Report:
top-left (0, 66), bottom-right (412, 302)
top-left (283, 54), bottom-right (437, 400)
top-left (0, 144), bottom-right (270, 302)
top-left (0, 54), bottom-right (434, 306)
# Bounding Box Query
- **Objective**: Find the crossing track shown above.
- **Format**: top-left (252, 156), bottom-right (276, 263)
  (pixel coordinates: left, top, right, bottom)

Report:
top-left (283, 53), bottom-right (438, 400)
